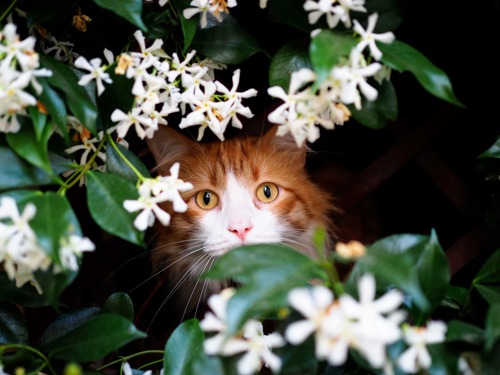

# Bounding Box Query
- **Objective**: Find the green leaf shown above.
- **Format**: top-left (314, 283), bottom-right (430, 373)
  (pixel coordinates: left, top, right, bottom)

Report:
top-left (205, 244), bottom-right (323, 335)
top-left (310, 30), bottom-right (357, 87)
top-left (103, 292), bottom-right (134, 322)
top-left (474, 285), bottom-right (500, 305)
top-left (361, 0), bottom-right (406, 31)
top-left (86, 171), bottom-right (145, 246)
top-left (427, 343), bottom-right (458, 375)
top-left (28, 105), bottom-right (48, 141)
top-left (46, 313), bottom-right (146, 362)
top-left (416, 230), bottom-right (450, 315)
top-left (35, 269), bottom-right (78, 310)
top-left (379, 40), bottom-right (465, 108)
top-left (268, 0), bottom-right (313, 33)
top-left (446, 320), bottom-right (484, 345)
top-left (191, 16), bottom-right (263, 64)
top-left (0, 303), bottom-right (28, 345)
top-left (37, 307), bottom-right (101, 349)
top-left (474, 249), bottom-right (500, 285)
top-left (269, 38), bottom-right (311, 91)
top-left (6, 116), bottom-right (53, 173)
top-left (40, 55), bottom-right (98, 135)
top-left (349, 79), bottom-right (398, 129)
top-left (441, 285), bottom-right (469, 310)
top-left (172, 0), bottom-right (199, 52)
top-left (479, 138), bottom-right (500, 159)
top-left (93, 0), bottom-right (147, 31)
top-left (37, 77), bottom-right (69, 143)
top-left (0, 147), bottom-right (58, 191)
top-left (106, 142), bottom-right (150, 183)
top-left (485, 305), bottom-right (500, 351)
top-left (164, 319), bottom-right (205, 375)
top-left (0, 273), bottom-right (48, 308)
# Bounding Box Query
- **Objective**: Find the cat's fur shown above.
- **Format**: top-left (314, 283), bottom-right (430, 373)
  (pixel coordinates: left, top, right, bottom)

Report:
top-left (146, 124), bottom-right (335, 316)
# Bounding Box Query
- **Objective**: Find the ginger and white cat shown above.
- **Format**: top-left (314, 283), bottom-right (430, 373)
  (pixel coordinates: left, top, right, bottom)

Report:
top-left (146, 124), bottom-right (334, 315)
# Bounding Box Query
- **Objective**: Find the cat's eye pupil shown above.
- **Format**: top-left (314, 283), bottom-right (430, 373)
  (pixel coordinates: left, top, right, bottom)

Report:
top-left (263, 185), bottom-right (271, 199)
top-left (203, 191), bottom-right (211, 205)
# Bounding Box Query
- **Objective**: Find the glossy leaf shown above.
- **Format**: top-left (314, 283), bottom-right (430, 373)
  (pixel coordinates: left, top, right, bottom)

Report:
top-left (479, 138), bottom-right (500, 159)
top-left (37, 77), bottom-right (69, 143)
top-left (205, 244), bottom-right (324, 335)
top-left (485, 305), bottom-right (500, 351)
top-left (172, 0), bottom-right (198, 52)
top-left (40, 55), bottom-right (98, 135)
top-left (0, 273), bottom-right (48, 308)
top-left (380, 40), bottom-right (465, 108)
top-left (310, 30), bottom-right (357, 87)
top-left (46, 313), bottom-right (146, 362)
top-left (0, 303), bottom-right (28, 345)
top-left (86, 171), bottom-right (144, 246)
top-left (0, 147), bottom-right (58, 191)
top-left (269, 38), bottom-right (311, 91)
top-left (6, 116), bottom-right (53, 173)
top-left (446, 320), bottom-right (484, 345)
top-left (349, 79), bottom-right (398, 129)
top-left (103, 292), bottom-right (134, 322)
top-left (427, 343), bottom-right (458, 375)
top-left (474, 249), bottom-right (500, 285)
top-left (164, 319), bottom-right (205, 375)
top-left (106, 142), bottom-right (150, 183)
top-left (28, 105), bottom-right (48, 142)
top-left (34, 270), bottom-right (77, 310)
top-left (37, 307), bottom-right (101, 349)
top-left (191, 16), bottom-right (263, 64)
top-left (93, 0), bottom-right (147, 31)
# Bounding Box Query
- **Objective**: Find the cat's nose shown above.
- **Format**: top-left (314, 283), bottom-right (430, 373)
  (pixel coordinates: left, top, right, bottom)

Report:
top-left (228, 224), bottom-right (253, 241)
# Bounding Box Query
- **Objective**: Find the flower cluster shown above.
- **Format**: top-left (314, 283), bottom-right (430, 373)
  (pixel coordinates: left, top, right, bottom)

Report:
top-left (0, 197), bottom-right (95, 292)
top-left (200, 288), bottom-right (285, 375)
top-left (0, 23), bottom-right (52, 133)
top-left (101, 30), bottom-right (257, 142)
top-left (267, 10), bottom-right (395, 147)
top-left (123, 162), bottom-right (193, 231)
top-left (284, 274), bottom-right (447, 373)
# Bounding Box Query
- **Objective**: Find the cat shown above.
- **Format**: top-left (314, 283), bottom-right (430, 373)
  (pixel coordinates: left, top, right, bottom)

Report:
top-left (145, 123), bottom-right (336, 318)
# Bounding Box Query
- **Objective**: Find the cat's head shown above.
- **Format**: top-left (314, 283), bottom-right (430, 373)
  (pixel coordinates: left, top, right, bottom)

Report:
top-left (147, 124), bottom-right (334, 265)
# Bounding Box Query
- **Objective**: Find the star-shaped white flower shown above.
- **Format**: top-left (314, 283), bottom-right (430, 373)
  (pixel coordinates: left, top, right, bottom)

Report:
top-left (353, 12), bottom-right (395, 61)
top-left (74, 56), bottom-right (112, 96)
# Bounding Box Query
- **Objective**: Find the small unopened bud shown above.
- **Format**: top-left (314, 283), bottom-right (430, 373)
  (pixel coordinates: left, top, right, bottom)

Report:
top-left (335, 240), bottom-right (366, 259)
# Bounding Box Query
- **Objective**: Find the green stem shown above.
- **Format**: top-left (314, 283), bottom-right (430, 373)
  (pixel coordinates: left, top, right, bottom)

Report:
top-left (0, 0), bottom-right (18, 22)
top-left (0, 344), bottom-right (57, 375)
top-left (96, 350), bottom-right (164, 371)
top-left (107, 133), bottom-right (146, 182)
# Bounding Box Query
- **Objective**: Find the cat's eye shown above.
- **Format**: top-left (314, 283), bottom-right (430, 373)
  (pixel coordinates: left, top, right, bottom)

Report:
top-left (195, 190), bottom-right (219, 210)
top-left (256, 183), bottom-right (279, 203)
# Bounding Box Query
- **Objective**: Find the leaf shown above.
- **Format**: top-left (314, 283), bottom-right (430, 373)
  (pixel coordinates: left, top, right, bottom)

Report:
top-left (37, 307), bottom-right (101, 349)
top-left (269, 38), bottom-right (311, 92)
top-left (416, 230), bottom-right (450, 315)
top-left (379, 40), bottom-right (465, 108)
top-left (479, 138), bottom-right (500, 159)
top-left (474, 249), bottom-right (500, 285)
top-left (446, 320), bottom-right (484, 345)
top-left (6, 116), bottom-right (53, 173)
top-left (268, 0), bottom-right (313, 33)
top-left (349, 79), bottom-right (398, 129)
top-left (34, 270), bottom-right (78, 310)
top-left (103, 292), bottom-right (134, 322)
top-left (106, 142), bottom-right (150, 183)
top-left (474, 285), bottom-right (500, 306)
top-left (205, 244), bottom-right (324, 335)
top-left (427, 343), bottom-right (458, 375)
top-left (40, 55), bottom-right (98, 135)
top-left (191, 16), bottom-right (263, 64)
top-left (0, 273), bottom-right (48, 308)
top-left (0, 147), bottom-right (58, 191)
top-left (310, 30), bottom-right (357, 87)
top-left (37, 77), bottom-right (69, 143)
top-left (46, 313), bottom-right (146, 362)
top-left (0, 303), bottom-right (28, 345)
top-left (441, 285), bottom-right (469, 310)
top-left (93, 0), bottom-right (147, 31)
top-left (172, 0), bottom-right (199, 52)
top-left (164, 319), bottom-right (205, 375)
top-left (485, 305), bottom-right (500, 351)
top-left (86, 171), bottom-right (145, 246)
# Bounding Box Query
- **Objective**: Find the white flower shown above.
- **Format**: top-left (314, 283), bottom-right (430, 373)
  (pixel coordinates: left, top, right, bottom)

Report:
top-left (64, 131), bottom-right (106, 166)
top-left (57, 234), bottom-right (95, 272)
top-left (397, 321), bottom-right (447, 373)
top-left (353, 13), bottom-right (395, 61)
top-left (124, 194), bottom-right (172, 230)
top-left (131, 30), bottom-right (165, 61)
top-left (43, 35), bottom-right (75, 62)
top-left (183, 0), bottom-right (217, 28)
top-left (0, 23), bottom-right (38, 70)
top-left (303, 0), bottom-right (366, 29)
top-left (123, 362), bottom-right (152, 375)
top-left (111, 107), bottom-right (157, 139)
top-left (339, 273), bottom-right (404, 368)
top-left (74, 56), bottom-right (112, 96)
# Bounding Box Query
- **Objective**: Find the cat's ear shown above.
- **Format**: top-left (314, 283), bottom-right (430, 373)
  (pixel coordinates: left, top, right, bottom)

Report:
top-left (147, 126), bottom-right (197, 173)
top-left (263, 125), bottom-right (307, 165)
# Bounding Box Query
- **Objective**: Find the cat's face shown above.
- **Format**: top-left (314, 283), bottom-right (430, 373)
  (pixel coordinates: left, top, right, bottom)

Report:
top-left (146, 125), bottom-right (333, 304)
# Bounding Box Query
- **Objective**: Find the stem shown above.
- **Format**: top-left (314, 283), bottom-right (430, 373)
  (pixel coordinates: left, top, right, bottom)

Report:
top-left (96, 350), bottom-right (164, 371)
top-left (0, 0), bottom-right (18, 22)
top-left (107, 134), bottom-right (146, 182)
top-left (0, 344), bottom-right (57, 375)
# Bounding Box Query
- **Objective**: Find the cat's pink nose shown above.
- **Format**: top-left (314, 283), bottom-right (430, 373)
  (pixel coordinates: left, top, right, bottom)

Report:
top-left (228, 224), bottom-right (253, 241)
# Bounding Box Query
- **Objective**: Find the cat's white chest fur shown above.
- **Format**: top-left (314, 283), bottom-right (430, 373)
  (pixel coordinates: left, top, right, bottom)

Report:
top-left (198, 172), bottom-right (284, 256)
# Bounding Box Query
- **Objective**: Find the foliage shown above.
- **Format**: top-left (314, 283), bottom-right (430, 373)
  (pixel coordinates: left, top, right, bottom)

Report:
top-left (0, 0), bottom-right (496, 374)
